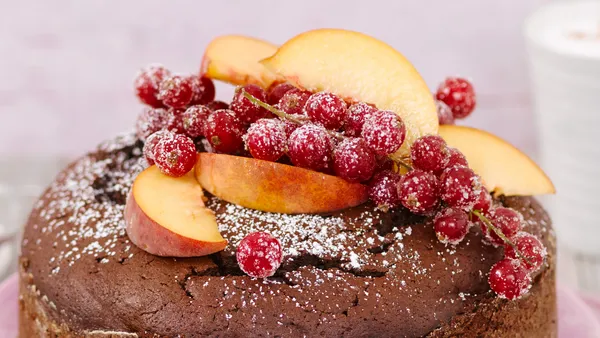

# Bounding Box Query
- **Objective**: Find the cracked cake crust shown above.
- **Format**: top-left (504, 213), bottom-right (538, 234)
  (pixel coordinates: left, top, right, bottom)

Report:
top-left (19, 134), bottom-right (557, 337)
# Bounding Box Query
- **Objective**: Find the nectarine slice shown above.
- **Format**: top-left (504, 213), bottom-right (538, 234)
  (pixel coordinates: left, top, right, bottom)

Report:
top-left (438, 125), bottom-right (555, 196)
top-left (201, 35), bottom-right (280, 88)
top-left (261, 29), bottom-right (438, 158)
top-left (125, 166), bottom-right (227, 257)
top-left (195, 153), bottom-right (369, 214)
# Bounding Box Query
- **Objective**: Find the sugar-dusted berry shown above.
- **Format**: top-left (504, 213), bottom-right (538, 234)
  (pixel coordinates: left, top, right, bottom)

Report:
top-left (230, 84), bottom-right (270, 125)
top-left (134, 64), bottom-right (170, 108)
top-left (488, 258), bottom-right (531, 300)
top-left (411, 135), bottom-right (450, 173)
top-left (136, 107), bottom-right (169, 140)
top-left (180, 105), bottom-right (211, 138)
top-left (482, 207), bottom-right (523, 246)
top-left (158, 75), bottom-right (194, 108)
top-left (344, 102), bottom-right (377, 137)
top-left (236, 232), bottom-right (283, 278)
top-left (279, 89), bottom-right (311, 116)
top-left (204, 109), bottom-right (245, 154)
top-left (287, 124), bottom-right (333, 172)
top-left (440, 166), bottom-right (482, 211)
top-left (505, 232), bottom-right (546, 272)
top-left (245, 119), bottom-right (287, 162)
top-left (436, 100), bottom-right (455, 125)
top-left (398, 170), bottom-right (440, 214)
top-left (362, 110), bottom-right (406, 156)
top-left (434, 207), bottom-right (470, 245)
top-left (143, 130), bottom-right (173, 165)
top-left (368, 170), bottom-right (401, 210)
top-left (436, 77), bottom-right (476, 119)
top-left (446, 147), bottom-right (468, 169)
top-left (304, 92), bottom-right (347, 130)
top-left (206, 100), bottom-right (229, 111)
top-left (333, 138), bottom-right (376, 183)
top-left (153, 133), bottom-right (197, 177)
top-left (267, 83), bottom-right (295, 105)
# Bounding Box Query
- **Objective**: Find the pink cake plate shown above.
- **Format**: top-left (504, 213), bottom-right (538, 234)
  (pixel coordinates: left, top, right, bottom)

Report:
top-left (1, 273), bottom-right (599, 337)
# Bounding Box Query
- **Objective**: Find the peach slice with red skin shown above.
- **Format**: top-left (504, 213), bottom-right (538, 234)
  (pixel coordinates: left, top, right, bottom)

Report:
top-left (261, 28), bottom-right (438, 159)
top-left (125, 165), bottom-right (227, 257)
top-left (201, 35), bottom-right (280, 88)
top-left (195, 153), bottom-right (369, 214)
top-left (438, 125), bottom-right (555, 196)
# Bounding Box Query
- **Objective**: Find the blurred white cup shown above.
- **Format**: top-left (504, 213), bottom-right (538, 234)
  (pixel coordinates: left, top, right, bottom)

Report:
top-left (525, 1), bottom-right (600, 291)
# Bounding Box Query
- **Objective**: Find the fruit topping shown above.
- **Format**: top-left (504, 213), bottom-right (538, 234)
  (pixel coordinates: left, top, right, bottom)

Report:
top-left (446, 147), bottom-right (469, 168)
top-left (236, 232), bottom-right (283, 278)
top-left (436, 77), bottom-right (476, 119)
top-left (244, 119), bottom-right (287, 162)
top-left (332, 138), bottom-right (376, 183)
top-left (154, 133), bottom-right (197, 177)
top-left (136, 107), bottom-right (169, 140)
top-left (436, 100), bottom-right (455, 125)
top-left (206, 100), bottom-right (229, 111)
top-left (488, 258), bottom-right (531, 300)
top-left (143, 130), bottom-right (174, 165)
top-left (440, 166), bottom-right (482, 211)
top-left (398, 170), bottom-right (439, 215)
top-left (230, 84), bottom-right (271, 125)
top-left (181, 105), bottom-right (212, 138)
top-left (267, 82), bottom-right (295, 105)
top-left (134, 64), bottom-right (171, 108)
top-left (410, 135), bottom-right (450, 174)
top-left (204, 109), bottom-right (245, 154)
top-left (504, 232), bottom-right (546, 272)
top-left (195, 76), bottom-right (216, 104)
top-left (368, 170), bottom-right (401, 211)
top-left (434, 207), bottom-right (470, 245)
top-left (304, 92), bottom-right (347, 130)
top-left (361, 110), bottom-right (406, 156)
top-left (344, 102), bottom-right (377, 137)
top-left (279, 88), bottom-right (311, 116)
top-left (287, 124), bottom-right (333, 172)
top-left (158, 75), bottom-right (194, 108)
top-left (483, 207), bottom-right (523, 246)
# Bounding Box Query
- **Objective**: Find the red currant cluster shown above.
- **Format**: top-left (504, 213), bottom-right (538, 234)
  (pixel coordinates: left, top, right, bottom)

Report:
top-left (435, 77), bottom-right (476, 125)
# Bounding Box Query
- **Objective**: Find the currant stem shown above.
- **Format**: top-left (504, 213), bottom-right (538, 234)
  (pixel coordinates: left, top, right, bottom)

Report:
top-left (242, 90), bottom-right (345, 141)
top-left (396, 160), bottom-right (413, 171)
top-left (472, 210), bottom-right (534, 266)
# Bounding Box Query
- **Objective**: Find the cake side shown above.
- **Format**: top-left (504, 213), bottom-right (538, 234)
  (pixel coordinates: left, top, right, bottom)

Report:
top-left (18, 135), bottom-right (556, 337)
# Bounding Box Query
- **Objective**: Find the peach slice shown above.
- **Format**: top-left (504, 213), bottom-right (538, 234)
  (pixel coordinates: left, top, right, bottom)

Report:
top-left (124, 165), bottom-right (227, 257)
top-left (261, 29), bottom-right (438, 158)
top-left (438, 125), bottom-right (555, 196)
top-left (201, 35), bottom-right (280, 88)
top-left (195, 153), bottom-right (369, 214)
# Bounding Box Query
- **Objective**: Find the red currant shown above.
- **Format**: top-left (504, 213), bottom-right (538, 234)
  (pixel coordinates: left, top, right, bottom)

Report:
top-left (197, 77), bottom-right (216, 104)
top-left (436, 77), bottom-right (476, 119)
top-left (344, 102), bottom-right (377, 137)
top-left (134, 64), bottom-right (170, 108)
top-left (505, 232), bottom-right (546, 272)
top-left (436, 100), bottom-right (455, 125)
top-left (135, 108), bottom-right (169, 140)
top-left (488, 258), bottom-right (531, 300)
top-left (304, 92), bottom-right (347, 130)
top-left (143, 130), bottom-right (173, 165)
top-left (245, 119), bottom-right (287, 162)
top-left (230, 84), bottom-right (270, 125)
top-left (206, 100), bottom-right (229, 111)
top-left (204, 109), bottom-right (245, 154)
top-left (473, 189), bottom-right (492, 213)
top-left (398, 170), bottom-right (440, 214)
top-left (267, 83), bottom-right (295, 105)
top-left (446, 147), bottom-right (468, 168)
top-left (181, 105), bottom-right (211, 138)
top-left (281, 118), bottom-right (301, 138)
top-left (278, 89), bottom-right (311, 116)
top-left (483, 207), bottom-right (523, 246)
top-left (368, 170), bottom-right (401, 210)
top-left (410, 135), bottom-right (450, 173)
top-left (362, 110), bottom-right (406, 156)
top-left (287, 124), bottom-right (333, 172)
top-left (434, 207), bottom-right (470, 245)
top-left (236, 232), bottom-right (283, 278)
top-left (440, 166), bottom-right (482, 211)
top-left (166, 108), bottom-right (186, 134)
top-left (158, 75), bottom-right (195, 108)
top-left (153, 133), bottom-right (197, 177)
top-left (332, 138), bottom-right (376, 183)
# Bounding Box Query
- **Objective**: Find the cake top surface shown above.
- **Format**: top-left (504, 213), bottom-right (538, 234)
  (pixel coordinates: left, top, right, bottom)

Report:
top-left (20, 134), bottom-right (555, 336)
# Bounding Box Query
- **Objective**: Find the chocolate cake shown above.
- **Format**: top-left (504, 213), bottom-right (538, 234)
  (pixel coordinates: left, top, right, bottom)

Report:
top-left (18, 134), bottom-right (557, 337)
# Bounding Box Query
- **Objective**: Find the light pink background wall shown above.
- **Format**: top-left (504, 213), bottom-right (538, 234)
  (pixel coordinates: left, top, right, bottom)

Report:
top-left (0, 0), bottom-right (551, 157)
